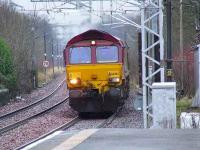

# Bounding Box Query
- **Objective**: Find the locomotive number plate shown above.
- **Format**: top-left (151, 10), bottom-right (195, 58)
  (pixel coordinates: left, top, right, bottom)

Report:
top-left (108, 71), bottom-right (119, 76)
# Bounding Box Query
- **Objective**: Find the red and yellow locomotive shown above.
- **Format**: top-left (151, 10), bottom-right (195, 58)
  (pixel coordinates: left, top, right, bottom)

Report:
top-left (63, 29), bottom-right (129, 114)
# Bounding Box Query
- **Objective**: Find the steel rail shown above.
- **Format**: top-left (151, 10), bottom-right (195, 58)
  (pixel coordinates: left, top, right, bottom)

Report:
top-left (16, 117), bottom-right (80, 150)
top-left (0, 78), bottom-right (66, 120)
top-left (0, 97), bottom-right (69, 135)
top-left (97, 106), bottom-right (123, 128)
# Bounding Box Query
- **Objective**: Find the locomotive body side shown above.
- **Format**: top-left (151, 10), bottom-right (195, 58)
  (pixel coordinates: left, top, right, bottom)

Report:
top-left (64, 30), bottom-right (129, 113)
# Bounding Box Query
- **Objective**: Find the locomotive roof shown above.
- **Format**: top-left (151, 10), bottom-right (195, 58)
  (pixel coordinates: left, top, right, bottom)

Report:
top-left (67, 29), bottom-right (124, 47)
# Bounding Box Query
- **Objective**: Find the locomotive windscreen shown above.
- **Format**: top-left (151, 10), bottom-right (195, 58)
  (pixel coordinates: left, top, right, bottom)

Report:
top-left (96, 46), bottom-right (118, 63)
top-left (69, 47), bottom-right (91, 64)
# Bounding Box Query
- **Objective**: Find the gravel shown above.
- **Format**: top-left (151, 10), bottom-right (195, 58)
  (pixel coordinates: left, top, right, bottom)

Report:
top-left (0, 74), bottom-right (65, 116)
top-left (67, 119), bottom-right (106, 131)
top-left (105, 91), bottom-right (143, 128)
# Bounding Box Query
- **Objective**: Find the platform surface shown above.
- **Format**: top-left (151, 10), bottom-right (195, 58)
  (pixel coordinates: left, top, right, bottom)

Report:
top-left (23, 129), bottom-right (200, 150)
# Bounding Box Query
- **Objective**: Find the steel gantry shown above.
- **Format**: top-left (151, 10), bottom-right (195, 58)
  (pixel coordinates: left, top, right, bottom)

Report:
top-left (140, 0), bottom-right (165, 128)
top-left (29, 0), bottom-right (165, 128)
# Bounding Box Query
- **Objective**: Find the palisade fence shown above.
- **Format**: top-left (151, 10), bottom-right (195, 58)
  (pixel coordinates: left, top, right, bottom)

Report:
top-left (173, 49), bottom-right (194, 97)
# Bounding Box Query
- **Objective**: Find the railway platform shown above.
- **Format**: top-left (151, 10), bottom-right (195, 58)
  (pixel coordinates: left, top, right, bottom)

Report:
top-left (22, 128), bottom-right (200, 150)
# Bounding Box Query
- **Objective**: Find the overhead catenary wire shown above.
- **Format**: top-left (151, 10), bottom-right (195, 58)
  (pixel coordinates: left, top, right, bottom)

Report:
top-left (27, 0), bottom-right (141, 17)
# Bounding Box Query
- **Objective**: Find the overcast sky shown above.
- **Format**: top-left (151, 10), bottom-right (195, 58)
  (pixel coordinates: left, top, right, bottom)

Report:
top-left (9, 0), bottom-right (140, 39)
top-left (11, 0), bottom-right (139, 24)
top-left (11, 0), bottom-right (97, 24)
top-left (9, 0), bottom-right (102, 39)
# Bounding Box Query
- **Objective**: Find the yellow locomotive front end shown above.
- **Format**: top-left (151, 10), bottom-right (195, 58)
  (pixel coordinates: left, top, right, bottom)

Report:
top-left (67, 64), bottom-right (122, 94)
top-left (64, 30), bottom-right (129, 114)
top-left (67, 64), bottom-right (124, 113)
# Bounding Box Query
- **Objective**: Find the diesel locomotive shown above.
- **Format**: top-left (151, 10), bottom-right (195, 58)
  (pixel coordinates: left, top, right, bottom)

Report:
top-left (63, 29), bottom-right (129, 114)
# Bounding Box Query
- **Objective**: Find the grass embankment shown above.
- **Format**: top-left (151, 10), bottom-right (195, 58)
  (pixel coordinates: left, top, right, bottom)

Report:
top-left (38, 67), bottom-right (65, 87)
top-left (176, 97), bottom-right (200, 128)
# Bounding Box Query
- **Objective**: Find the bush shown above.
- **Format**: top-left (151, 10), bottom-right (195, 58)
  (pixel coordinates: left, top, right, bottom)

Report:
top-left (0, 37), bottom-right (16, 92)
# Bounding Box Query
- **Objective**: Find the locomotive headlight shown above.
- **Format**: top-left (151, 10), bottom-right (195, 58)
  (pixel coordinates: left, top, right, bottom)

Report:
top-left (91, 40), bottom-right (96, 45)
top-left (70, 79), bottom-right (78, 85)
top-left (109, 77), bottom-right (120, 83)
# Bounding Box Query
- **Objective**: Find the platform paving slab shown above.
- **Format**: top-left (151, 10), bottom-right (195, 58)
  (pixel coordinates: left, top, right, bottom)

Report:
top-left (24, 128), bottom-right (200, 150)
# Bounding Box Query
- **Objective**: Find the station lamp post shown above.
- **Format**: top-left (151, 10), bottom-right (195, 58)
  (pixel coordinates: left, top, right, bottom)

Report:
top-left (51, 38), bottom-right (55, 79)
top-left (44, 31), bottom-right (47, 84)
top-left (166, 0), bottom-right (172, 82)
top-left (31, 27), bottom-right (39, 89)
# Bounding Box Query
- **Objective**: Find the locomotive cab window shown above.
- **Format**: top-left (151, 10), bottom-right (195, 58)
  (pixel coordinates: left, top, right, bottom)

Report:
top-left (69, 47), bottom-right (91, 64)
top-left (96, 46), bottom-right (118, 63)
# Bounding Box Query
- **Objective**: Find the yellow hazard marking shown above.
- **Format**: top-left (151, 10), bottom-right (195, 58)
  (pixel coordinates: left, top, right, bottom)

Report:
top-left (52, 129), bottom-right (99, 150)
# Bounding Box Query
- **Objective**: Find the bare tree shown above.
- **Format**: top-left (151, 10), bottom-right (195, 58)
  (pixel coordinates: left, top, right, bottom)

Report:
top-left (0, 2), bottom-right (59, 94)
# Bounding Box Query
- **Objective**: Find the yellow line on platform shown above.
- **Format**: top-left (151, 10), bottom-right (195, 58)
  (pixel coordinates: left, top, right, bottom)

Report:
top-left (52, 129), bottom-right (99, 150)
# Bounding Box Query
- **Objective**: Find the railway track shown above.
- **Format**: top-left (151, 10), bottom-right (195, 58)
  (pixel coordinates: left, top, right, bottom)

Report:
top-left (14, 104), bottom-right (123, 149)
top-left (0, 79), bottom-right (65, 120)
top-left (0, 96), bottom-right (69, 135)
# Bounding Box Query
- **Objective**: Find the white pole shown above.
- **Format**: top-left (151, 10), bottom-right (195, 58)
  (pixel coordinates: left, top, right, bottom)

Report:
top-left (141, 4), bottom-right (147, 128)
top-left (159, 0), bottom-right (165, 82)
